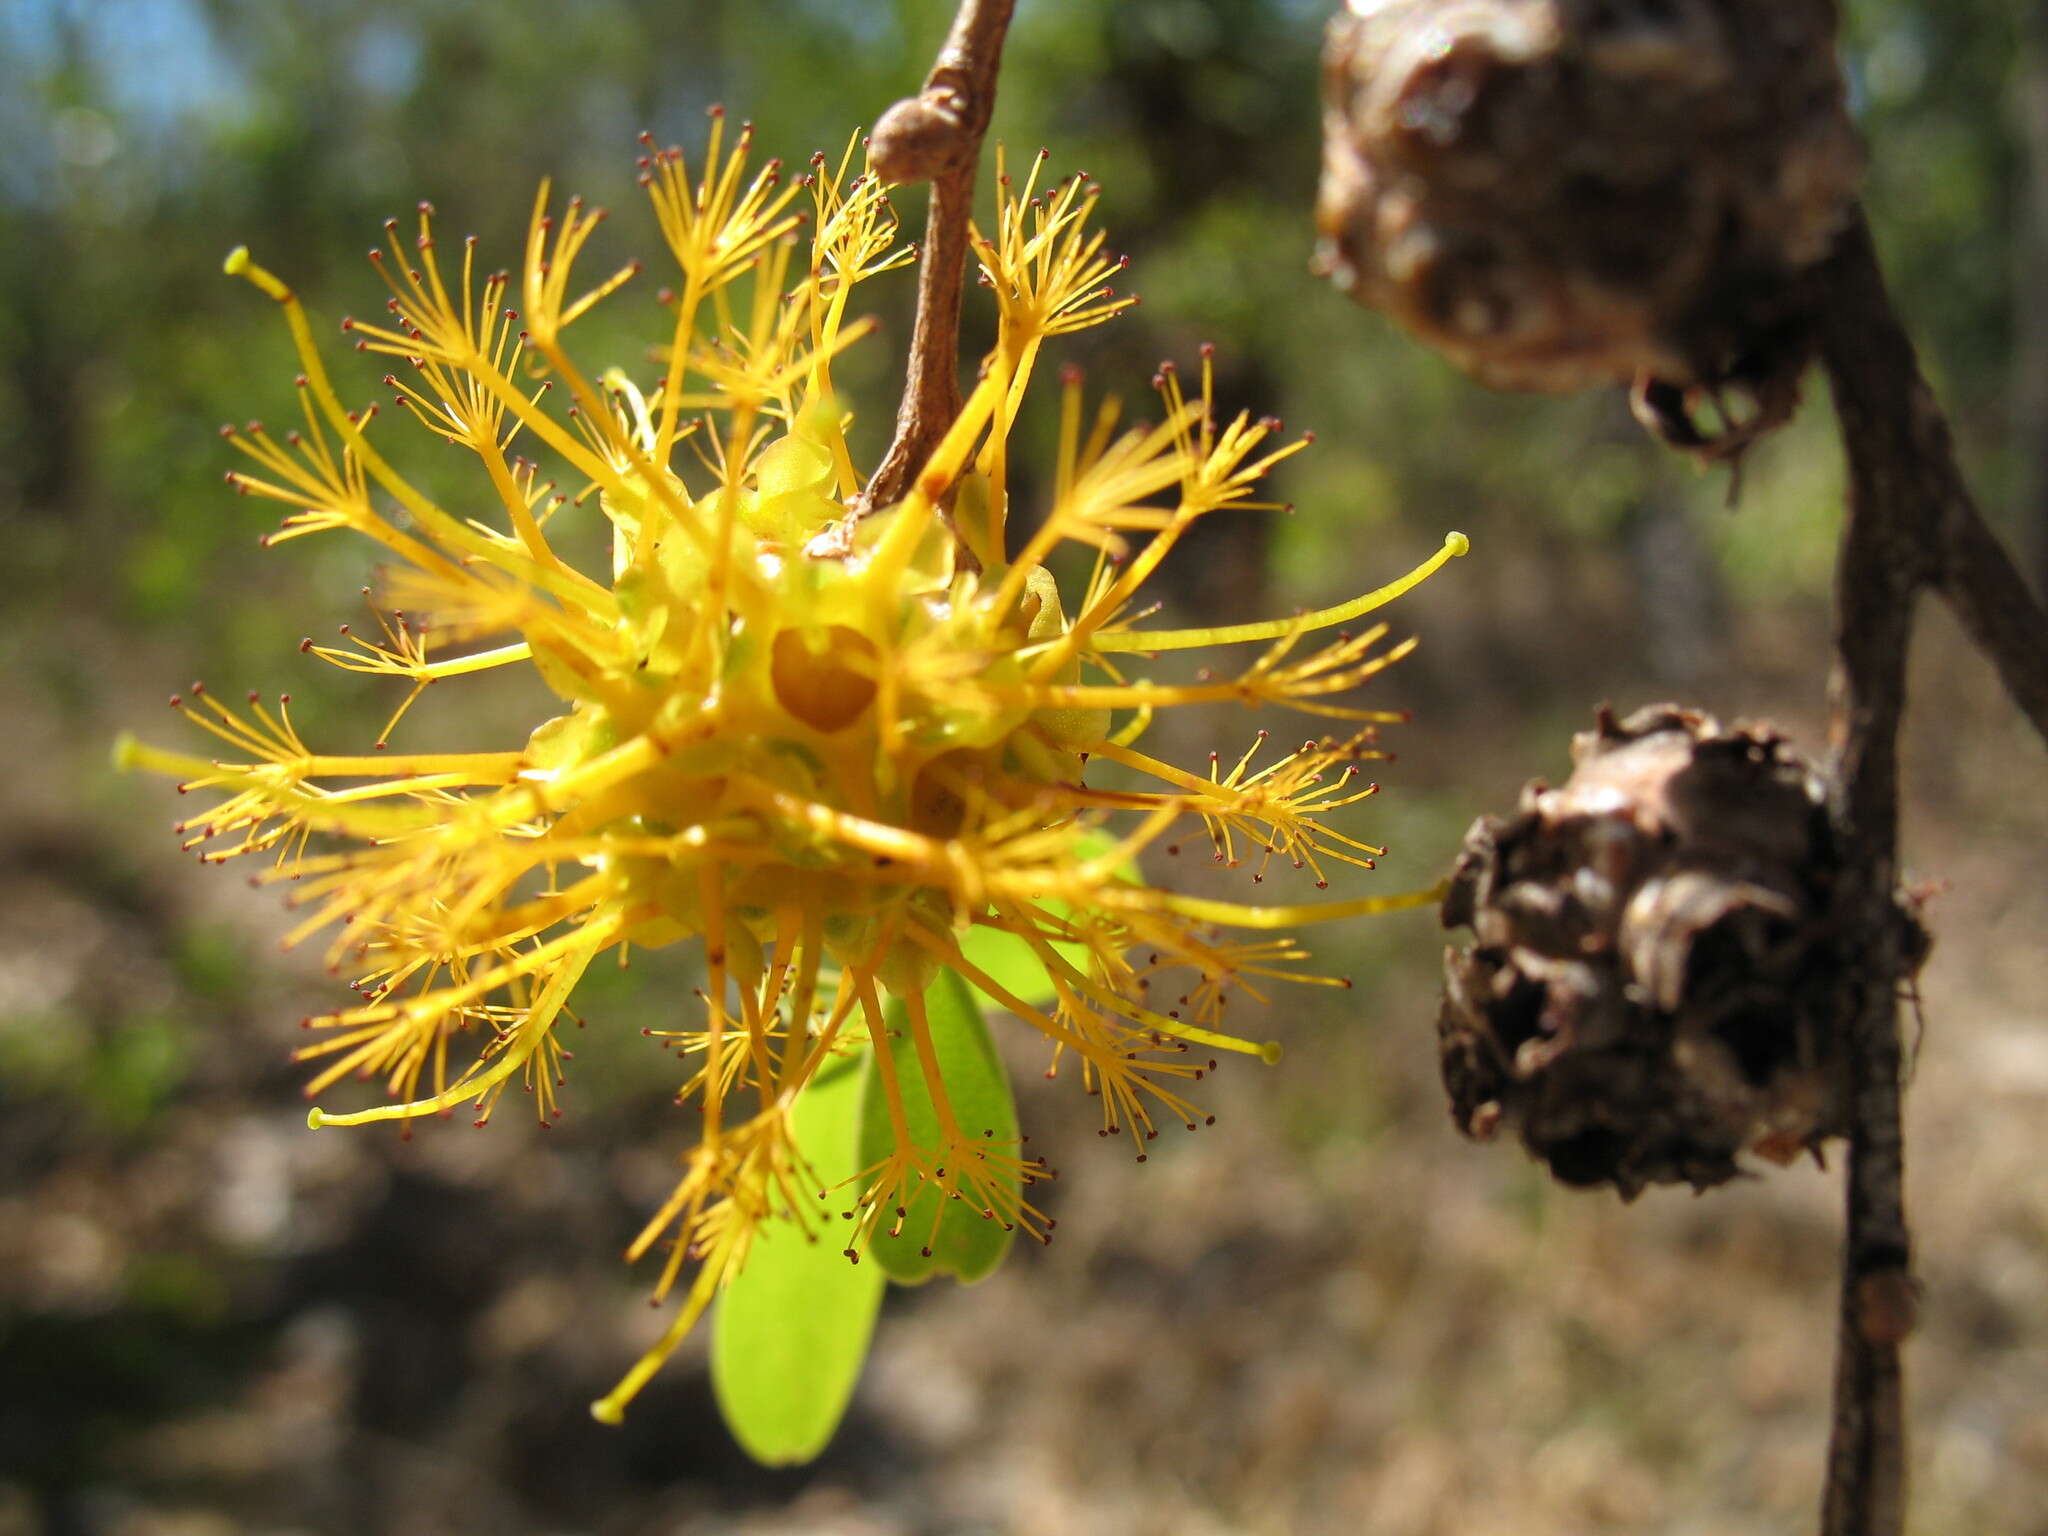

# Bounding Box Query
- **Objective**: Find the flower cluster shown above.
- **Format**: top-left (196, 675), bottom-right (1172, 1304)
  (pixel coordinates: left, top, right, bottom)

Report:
top-left (122, 116), bottom-right (1464, 1422)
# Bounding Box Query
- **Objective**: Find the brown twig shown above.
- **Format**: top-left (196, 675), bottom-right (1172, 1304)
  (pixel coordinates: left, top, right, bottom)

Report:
top-left (1931, 487), bottom-right (2048, 745)
top-left (847, 0), bottom-right (1016, 525)
top-left (1811, 207), bottom-right (2048, 1534)
top-left (1823, 226), bottom-right (2048, 752)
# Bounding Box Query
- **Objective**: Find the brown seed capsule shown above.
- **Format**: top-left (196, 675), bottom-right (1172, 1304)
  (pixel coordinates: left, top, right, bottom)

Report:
top-left (1437, 704), bottom-right (1927, 1198)
top-left (1314, 0), bottom-right (1862, 457)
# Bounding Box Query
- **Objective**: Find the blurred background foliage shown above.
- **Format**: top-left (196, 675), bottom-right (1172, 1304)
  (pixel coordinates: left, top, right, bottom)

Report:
top-left (3, 2), bottom-right (2046, 1533)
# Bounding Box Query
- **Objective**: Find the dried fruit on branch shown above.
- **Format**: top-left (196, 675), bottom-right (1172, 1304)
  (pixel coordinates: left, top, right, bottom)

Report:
top-left (1438, 705), bottom-right (1926, 1197)
top-left (1315, 0), bottom-right (1862, 455)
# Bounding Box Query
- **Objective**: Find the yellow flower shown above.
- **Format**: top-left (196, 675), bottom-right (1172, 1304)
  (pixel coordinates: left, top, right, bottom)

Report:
top-left (119, 119), bottom-right (1465, 1423)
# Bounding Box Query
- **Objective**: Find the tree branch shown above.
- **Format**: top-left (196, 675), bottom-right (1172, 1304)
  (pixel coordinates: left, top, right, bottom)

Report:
top-left (1935, 499), bottom-right (2048, 744)
top-left (1809, 205), bottom-right (2035, 1536)
top-left (850, 0), bottom-right (1016, 524)
top-left (1818, 218), bottom-right (2048, 755)
top-left (1321, 5), bottom-right (2046, 1528)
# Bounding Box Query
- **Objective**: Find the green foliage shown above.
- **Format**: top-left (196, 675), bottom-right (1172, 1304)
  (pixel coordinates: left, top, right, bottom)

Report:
top-left (948, 828), bottom-right (1133, 1010)
top-left (858, 969), bottom-right (1022, 1286)
top-left (710, 1053), bottom-right (886, 1467)
top-left (712, 963), bottom-right (1034, 1465)
top-left (0, 1010), bottom-right (191, 1136)
top-left (954, 919), bottom-right (1073, 1011)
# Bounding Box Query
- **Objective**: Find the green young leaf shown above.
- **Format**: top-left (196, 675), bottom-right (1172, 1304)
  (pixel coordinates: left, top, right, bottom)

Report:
top-left (859, 967), bottom-right (1022, 1286)
top-left (710, 1052), bottom-right (885, 1468)
top-left (953, 920), bottom-right (1075, 1010)
top-left (953, 829), bottom-right (1136, 1010)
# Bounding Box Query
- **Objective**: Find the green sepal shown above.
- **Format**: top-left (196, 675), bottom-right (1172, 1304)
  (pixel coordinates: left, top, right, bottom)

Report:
top-left (710, 1051), bottom-right (885, 1467)
top-left (858, 967), bottom-right (1021, 1286)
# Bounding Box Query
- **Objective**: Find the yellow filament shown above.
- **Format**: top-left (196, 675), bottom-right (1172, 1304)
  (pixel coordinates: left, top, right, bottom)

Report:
top-left (306, 912), bottom-right (620, 1128)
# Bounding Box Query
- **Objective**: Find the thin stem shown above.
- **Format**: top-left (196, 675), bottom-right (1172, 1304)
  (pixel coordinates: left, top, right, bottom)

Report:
top-left (1820, 227), bottom-right (2048, 751)
top-left (849, 0), bottom-right (1017, 522)
top-left (1814, 204), bottom-right (2048, 1535)
top-left (1811, 208), bottom-right (1948, 1536)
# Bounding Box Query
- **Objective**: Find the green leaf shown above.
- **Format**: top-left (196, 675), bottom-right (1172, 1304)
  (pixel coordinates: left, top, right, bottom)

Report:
top-left (859, 967), bottom-right (1022, 1286)
top-left (953, 920), bottom-right (1075, 1010)
top-left (954, 829), bottom-right (1137, 1011)
top-left (710, 1052), bottom-right (885, 1467)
